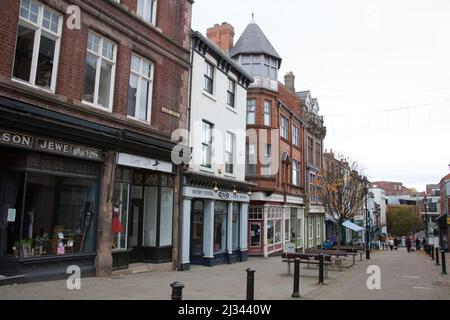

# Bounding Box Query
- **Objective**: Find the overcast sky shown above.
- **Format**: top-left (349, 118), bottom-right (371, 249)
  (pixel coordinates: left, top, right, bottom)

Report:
top-left (192, 0), bottom-right (450, 191)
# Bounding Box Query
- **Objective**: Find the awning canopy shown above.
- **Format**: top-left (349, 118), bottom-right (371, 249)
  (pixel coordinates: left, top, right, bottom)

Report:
top-left (343, 220), bottom-right (364, 232)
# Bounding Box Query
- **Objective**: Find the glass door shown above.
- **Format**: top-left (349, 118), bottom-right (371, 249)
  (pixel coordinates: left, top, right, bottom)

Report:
top-left (129, 183), bottom-right (143, 262)
top-left (249, 222), bottom-right (262, 248)
top-left (191, 200), bottom-right (204, 258)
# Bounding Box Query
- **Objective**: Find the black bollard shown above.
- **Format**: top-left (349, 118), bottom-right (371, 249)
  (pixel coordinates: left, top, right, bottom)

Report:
top-left (292, 258), bottom-right (301, 298)
top-left (442, 251), bottom-right (447, 275)
top-left (435, 247), bottom-right (440, 266)
top-left (170, 281), bottom-right (185, 300)
top-left (246, 268), bottom-right (256, 300)
top-left (318, 254), bottom-right (324, 285)
top-left (431, 245), bottom-right (435, 260)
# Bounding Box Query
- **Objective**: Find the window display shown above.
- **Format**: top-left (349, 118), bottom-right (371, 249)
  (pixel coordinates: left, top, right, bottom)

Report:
top-left (232, 203), bottom-right (240, 250)
top-left (5, 172), bottom-right (99, 258)
top-left (267, 220), bottom-right (274, 245)
top-left (214, 202), bottom-right (227, 254)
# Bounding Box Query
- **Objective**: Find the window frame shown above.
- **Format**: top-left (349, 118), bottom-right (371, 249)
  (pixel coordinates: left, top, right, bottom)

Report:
top-left (204, 60), bottom-right (214, 94)
top-left (227, 78), bottom-right (236, 107)
top-left (127, 54), bottom-right (154, 123)
top-left (246, 99), bottom-right (256, 125)
top-left (201, 120), bottom-right (213, 168)
top-left (136, 0), bottom-right (157, 25)
top-left (292, 160), bottom-right (300, 186)
top-left (263, 100), bottom-right (272, 126)
top-left (82, 30), bottom-right (117, 111)
top-left (280, 116), bottom-right (289, 140)
top-left (293, 125), bottom-right (299, 147)
top-left (12, 0), bottom-right (63, 93)
top-left (225, 132), bottom-right (235, 174)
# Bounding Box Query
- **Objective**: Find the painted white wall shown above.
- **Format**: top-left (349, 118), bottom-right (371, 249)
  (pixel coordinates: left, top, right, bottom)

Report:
top-left (189, 50), bottom-right (248, 182)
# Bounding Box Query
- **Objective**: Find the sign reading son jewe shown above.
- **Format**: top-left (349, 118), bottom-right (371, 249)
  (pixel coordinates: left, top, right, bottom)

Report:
top-left (0, 129), bottom-right (103, 161)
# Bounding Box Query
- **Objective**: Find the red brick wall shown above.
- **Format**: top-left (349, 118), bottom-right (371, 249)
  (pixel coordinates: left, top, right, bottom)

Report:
top-left (0, 0), bottom-right (192, 137)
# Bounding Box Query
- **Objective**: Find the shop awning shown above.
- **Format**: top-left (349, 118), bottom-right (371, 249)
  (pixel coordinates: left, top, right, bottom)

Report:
top-left (343, 220), bottom-right (364, 232)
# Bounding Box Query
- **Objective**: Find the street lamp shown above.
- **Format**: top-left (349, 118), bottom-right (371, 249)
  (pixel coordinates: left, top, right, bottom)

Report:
top-left (363, 176), bottom-right (370, 260)
top-left (423, 195), bottom-right (429, 243)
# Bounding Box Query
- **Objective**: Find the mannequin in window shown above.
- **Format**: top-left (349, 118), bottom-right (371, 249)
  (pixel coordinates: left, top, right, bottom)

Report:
top-left (23, 208), bottom-right (36, 239)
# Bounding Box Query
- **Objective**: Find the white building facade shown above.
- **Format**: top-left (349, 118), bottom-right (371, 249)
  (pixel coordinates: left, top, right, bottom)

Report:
top-left (180, 32), bottom-right (253, 269)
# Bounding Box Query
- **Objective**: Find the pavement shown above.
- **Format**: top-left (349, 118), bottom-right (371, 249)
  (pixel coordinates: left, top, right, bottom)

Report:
top-left (304, 248), bottom-right (450, 300)
top-left (0, 249), bottom-right (449, 300)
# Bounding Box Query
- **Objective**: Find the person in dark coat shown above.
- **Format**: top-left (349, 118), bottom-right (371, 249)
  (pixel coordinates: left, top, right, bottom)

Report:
top-left (415, 238), bottom-right (421, 251)
top-left (406, 237), bottom-right (412, 253)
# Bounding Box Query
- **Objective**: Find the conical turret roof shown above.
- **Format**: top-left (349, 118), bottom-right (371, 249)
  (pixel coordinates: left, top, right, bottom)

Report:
top-left (229, 21), bottom-right (282, 64)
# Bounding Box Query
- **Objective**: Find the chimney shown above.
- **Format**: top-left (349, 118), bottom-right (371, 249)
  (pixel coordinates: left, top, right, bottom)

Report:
top-left (284, 71), bottom-right (295, 93)
top-left (206, 22), bottom-right (235, 54)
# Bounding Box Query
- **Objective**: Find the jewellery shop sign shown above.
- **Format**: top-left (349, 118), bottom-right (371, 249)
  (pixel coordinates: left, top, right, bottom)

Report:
top-left (0, 129), bottom-right (103, 161)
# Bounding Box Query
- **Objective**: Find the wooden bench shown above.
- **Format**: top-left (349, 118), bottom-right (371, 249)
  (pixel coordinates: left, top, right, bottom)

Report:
top-left (306, 249), bottom-right (359, 270)
top-left (281, 253), bottom-right (332, 277)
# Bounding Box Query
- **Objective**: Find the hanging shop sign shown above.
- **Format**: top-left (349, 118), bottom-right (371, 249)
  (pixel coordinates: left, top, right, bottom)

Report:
top-left (0, 128), bottom-right (103, 161)
top-left (118, 153), bottom-right (173, 174)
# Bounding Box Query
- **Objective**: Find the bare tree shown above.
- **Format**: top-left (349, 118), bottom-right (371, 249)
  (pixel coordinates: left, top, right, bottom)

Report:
top-left (315, 156), bottom-right (366, 248)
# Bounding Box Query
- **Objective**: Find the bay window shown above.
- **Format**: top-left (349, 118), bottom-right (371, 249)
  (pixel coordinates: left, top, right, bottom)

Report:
top-left (128, 54), bottom-right (154, 122)
top-left (13, 0), bottom-right (62, 91)
top-left (83, 31), bottom-right (117, 110)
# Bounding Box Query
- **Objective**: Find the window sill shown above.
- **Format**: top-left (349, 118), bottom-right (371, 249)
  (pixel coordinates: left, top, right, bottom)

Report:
top-left (127, 115), bottom-right (151, 125)
top-left (11, 77), bottom-right (55, 95)
top-left (226, 106), bottom-right (237, 114)
top-left (200, 168), bottom-right (215, 175)
top-left (81, 100), bottom-right (113, 113)
top-left (202, 91), bottom-right (216, 102)
top-left (224, 174), bottom-right (236, 179)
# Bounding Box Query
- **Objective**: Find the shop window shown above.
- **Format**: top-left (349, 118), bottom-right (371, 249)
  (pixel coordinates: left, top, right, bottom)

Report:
top-left (250, 223), bottom-right (261, 247)
top-left (112, 182), bottom-right (130, 250)
top-left (285, 218), bottom-right (290, 242)
top-left (143, 185), bottom-right (158, 247)
top-left (232, 203), bottom-right (240, 250)
top-left (297, 218), bottom-right (302, 241)
top-left (214, 202), bottom-right (227, 254)
top-left (159, 186), bottom-right (173, 246)
top-left (192, 201), bottom-right (204, 256)
top-left (6, 172), bottom-right (98, 258)
top-left (275, 220), bottom-right (282, 244)
top-left (267, 220), bottom-right (274, 245)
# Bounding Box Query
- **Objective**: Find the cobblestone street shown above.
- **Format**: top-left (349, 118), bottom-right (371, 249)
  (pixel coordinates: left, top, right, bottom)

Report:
top-left (1, 249), bottom-right (449, 300)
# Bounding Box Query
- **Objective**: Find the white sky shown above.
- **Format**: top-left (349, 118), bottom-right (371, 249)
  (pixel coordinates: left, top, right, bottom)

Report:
top-left (192, 0), bottom-right (450, 191)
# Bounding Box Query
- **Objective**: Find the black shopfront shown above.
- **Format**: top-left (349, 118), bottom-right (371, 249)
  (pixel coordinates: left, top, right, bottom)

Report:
top-left (0, 97), bottom-right (179, 283)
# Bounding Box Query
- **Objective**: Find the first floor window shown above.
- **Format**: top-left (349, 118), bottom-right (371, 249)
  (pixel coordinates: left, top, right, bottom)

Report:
top-left (264, 100), bottom-right (271, 126)
top-left (202, 121), bottom-right (213, 168)
top-left (225, 132), bottom-right (235, 174)
top-left (13, 0), bottom-right (62, 91)
top-left (246, 144), bottom-right (257, 176)
top-left (293, 126), bottom-right (299, 146)
top-left (292, 160), bottom-right (300, 186)
top-left (83, 31), bottom-right (117, 110)
top-left (128, 54), bottom-right (154, 122)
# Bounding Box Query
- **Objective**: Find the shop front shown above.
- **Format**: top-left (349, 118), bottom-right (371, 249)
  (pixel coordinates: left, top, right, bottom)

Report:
top-left (0, 129), bottom-right (104, 282)
top-left (180, 174), bottom-right (251, 270)
top-left (111, 153), bottom-right (175, 270)
top-left (248, 193), bottom-right (304, 257)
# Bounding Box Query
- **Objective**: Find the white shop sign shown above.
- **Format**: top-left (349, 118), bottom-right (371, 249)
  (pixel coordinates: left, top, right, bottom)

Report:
top-left (250, 192), bottom-right (284, 203)
top-left (286, 195), bottom-right (304, 205)
top-left (118, 153), bottom-right (173, 173)
top-left (183, 187), bottom-right (250, 202)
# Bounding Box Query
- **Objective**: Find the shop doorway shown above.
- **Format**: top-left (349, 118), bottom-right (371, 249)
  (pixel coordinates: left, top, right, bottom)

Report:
top-left (190, 200), bottom-right (204, 263)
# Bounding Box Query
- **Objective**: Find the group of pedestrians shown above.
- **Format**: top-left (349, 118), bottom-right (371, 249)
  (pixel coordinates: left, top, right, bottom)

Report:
top-left (384, 235), bottom-right (426, 253)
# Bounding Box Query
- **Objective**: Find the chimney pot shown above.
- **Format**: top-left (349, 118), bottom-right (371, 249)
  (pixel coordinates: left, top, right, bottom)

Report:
top-left (207, 23), bottom-right (235, 54)
top-left (284, 71), bottom-right (296, 93)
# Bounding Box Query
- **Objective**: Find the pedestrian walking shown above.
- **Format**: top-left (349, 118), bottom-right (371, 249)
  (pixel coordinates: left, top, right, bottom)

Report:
top-left (422, 238), bottom-right (427, 251)
top-left (406, 237), bottom-right (412, 253)
top-left (415, 238), bottom-right (420, 251)
top-left (389, 237), bottom-right (394, 251)
top-left (394, 237), bottom-right (399, 250)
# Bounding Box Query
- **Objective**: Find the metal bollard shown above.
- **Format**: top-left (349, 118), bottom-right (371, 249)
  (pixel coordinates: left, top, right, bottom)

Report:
top-left (431, 245), bottom-right (435, 260)
top-left (292, 258), bottom-right (301, 298)
top-left (436, 247), bottom-right (440, 266)
top-left (318, 254), bottom-right (324, 285)
top-left (246, 268), bottom-right (256, 300)
top-left (442, 251), bottom-right (447, 275)
top-left (170, 281), bottom-right (185, 300)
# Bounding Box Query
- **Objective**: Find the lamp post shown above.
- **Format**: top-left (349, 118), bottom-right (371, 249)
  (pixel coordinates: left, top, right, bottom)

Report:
top-left (423, 195), bottom-right (429, 243)
top-left (363, 176), bottom-right (370, 260)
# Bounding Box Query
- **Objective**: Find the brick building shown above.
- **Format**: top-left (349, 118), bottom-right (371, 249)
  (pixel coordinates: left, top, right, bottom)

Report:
top-left (207, 20), bottom-right (307, 257)
top-left (370, 181), bottom-right (415, 196)
top-left (0, 0), bottom-right (192, 282)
